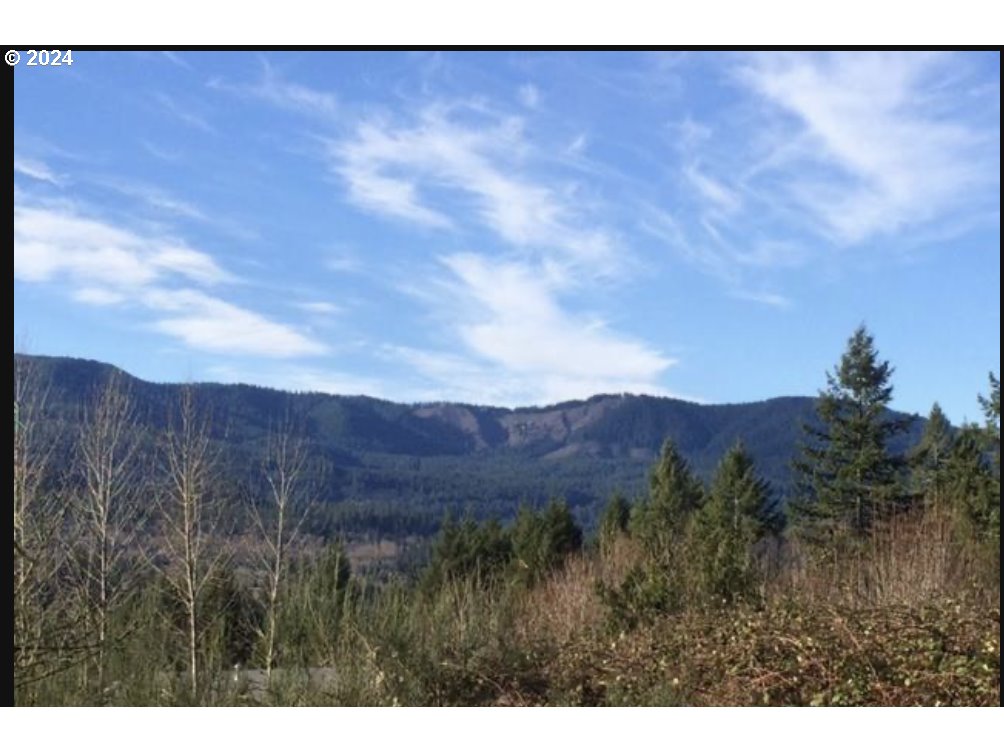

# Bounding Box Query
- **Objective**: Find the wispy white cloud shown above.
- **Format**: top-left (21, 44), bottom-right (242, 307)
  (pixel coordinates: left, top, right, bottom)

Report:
top-left (739, 52), bottom-right (998, 244)
top-left (208, 59), bottom-right (338, 118)
top-left (331, 105), bottom-right (619, 275)
top-left (146, 288), bottom-right (327, 358)
top-left (72, 287), bottom-right (128, 306)
top-left (86, 175), bottom-right (259, 242)
top-left (639, 204), bottom-right (732, 282)
top-left (646, 53), bottom-right (996, 310)
top-left (15, 201), bottom-right (326, 359)
top-left (326, 250), bottom-right (363, 273)
top-left (161, 51), bottom-right (194, 71)
top-left (154, 92), bottom-right (216, 134)
top-left (95, 177), bottom-right (208, 221)
top-left (731, 289), bottom-right (792, 309)
top-left (684, 165), bottom-right (742, 215)
top-left (733, 240), bottom-right (808, 269)
top-left (14, 204), bottom-right (230, 288)
top-left (337, 149), bottom-right (453, 229)
top-left (296, 301), bottom-right (341, 315)
top-left (566, 133), bottom-right (588, 155)
top-left (640, 204), bottom-right (797, 310)
top-left (395, 253), bottom-right (674, 406)
top-left (14, 155), bottom-right (63, 185)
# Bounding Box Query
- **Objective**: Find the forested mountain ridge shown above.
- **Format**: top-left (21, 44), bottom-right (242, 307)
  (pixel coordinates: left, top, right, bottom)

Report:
top-left (15, 353), bottom-right (924, 533)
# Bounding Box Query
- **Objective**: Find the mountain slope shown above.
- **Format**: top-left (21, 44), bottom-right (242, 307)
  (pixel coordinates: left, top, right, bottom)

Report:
top-left (14, 354), bottom-right (924, 533)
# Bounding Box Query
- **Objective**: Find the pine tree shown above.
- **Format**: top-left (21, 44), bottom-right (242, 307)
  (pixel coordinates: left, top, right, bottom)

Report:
top-left (693, 442), bottom-right (779, 604)
top-left (600, 440), bottom-right (704, 622)
top-left (791, 326), bottom-right (909, 542)
top-left (630, 438), bottom-right (703, 557)
top-left (909, 402), bottom-right (954, 509)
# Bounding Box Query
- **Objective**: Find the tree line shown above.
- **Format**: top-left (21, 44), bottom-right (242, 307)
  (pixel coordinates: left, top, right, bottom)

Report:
top-left (12, 325), bottom-right (1000, 704)
top-left (420, 325), bottom-right (1000, 624)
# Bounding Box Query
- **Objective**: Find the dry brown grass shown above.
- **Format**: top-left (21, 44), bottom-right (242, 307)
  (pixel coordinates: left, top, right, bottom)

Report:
top-left (514, 536), bottom-right (643, 646)
top-left (773, 508), bottom-right (997, 610)
top-left (501, 512), bottom-right (1000, 706)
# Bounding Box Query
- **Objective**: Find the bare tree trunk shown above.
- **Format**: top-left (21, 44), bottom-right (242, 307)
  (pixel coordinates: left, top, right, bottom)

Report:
top-left (13, 355), bottom-right (71, 700)
top-left (73, 371), bottom-right (144, 692)
top-left (152, 386), bottom-right (228, 700)
top-left (249, 417), bottom-right (312, 683)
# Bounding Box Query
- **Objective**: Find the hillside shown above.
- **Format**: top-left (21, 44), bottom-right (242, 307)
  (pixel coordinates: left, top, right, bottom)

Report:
top-left (15, 353), bottom-right (924, 534)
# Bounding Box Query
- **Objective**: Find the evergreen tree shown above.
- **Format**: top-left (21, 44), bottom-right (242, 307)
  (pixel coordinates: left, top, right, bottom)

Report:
top-left (597, 492), bottom-right (631, 552)
top-left (422, 512), bottom-right (512, 590)
top-left (945, 425), bottom-right (999, 548)
top-left (791, 326), bottom-right (909, 542)
top-left (909, 402), bottom-right (955, 509)
top-left (630, 438), bottom-right (704, 557)
top-left (693, 442), bottom-right (779, 604)
top-left (601, 440), bottom-right (704, 623)
top-left (511, 499), bottom-right (582, 586)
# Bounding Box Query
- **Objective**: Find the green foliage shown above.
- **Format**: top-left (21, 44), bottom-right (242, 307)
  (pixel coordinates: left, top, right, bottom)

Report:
top-left (21, 353), bottom-right (928, 543)
top-left (14, 355), bottom-right (1000, 707)
top-left (597, 564), bottom-right (681, 630)
top-left (277, 541), bottom-right (352, 667)
top-left (421, 514), bottom-right (513, 591)
top-left (792, 326), bottom-right (909, 542)
top-left (203, 565), bottom-right (264, 668)
top-left (597, 493), bottom-right (631, 552)
top-left (511, 499), bottom-right (583, 587)
top-left (630, 438), bottom-right (704, 558)
top-left (909, 402), bottom-right (955, 509)
top-left (692, 442), bottom-right (779, 604)
top-left (946, 425), bottom-right (1000, 552)
top-left (421, 500), bottom-right (582, 593)
top-left (600, 440), bottom-right (705, 625)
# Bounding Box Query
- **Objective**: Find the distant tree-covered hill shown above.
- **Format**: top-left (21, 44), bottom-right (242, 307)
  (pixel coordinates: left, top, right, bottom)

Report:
top-left (14, 354), bottom-right (924, 536)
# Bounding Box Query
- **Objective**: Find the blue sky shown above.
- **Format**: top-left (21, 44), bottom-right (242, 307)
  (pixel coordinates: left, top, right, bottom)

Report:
top-left (13, 51), bottom-right (1000, 422)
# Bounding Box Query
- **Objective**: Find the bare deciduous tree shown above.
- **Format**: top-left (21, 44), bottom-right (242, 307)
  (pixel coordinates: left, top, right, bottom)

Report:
top-left (14, 355), bottom-right (76, 697)
top-left (153, 386), bottom-right (229, 699)
top-left (71, 371), bottom-right (145, 690)
top-left (249, 417), bottom-right (314, 682)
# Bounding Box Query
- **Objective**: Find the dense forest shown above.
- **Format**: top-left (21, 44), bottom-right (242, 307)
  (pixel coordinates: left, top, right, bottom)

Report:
top-left (12, 327), bottom-right (1000, 705)
top-left (12, 353), bottom-right (926, 538)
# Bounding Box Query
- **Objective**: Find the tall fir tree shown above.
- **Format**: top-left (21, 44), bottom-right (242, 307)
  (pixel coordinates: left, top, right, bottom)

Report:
top-left (791, 326), bottom-right (909, 542)
top-left (630, 438), bottom-right (704, 557)
top-left (693, 441), bottom-right (780, 604)
top-left (909, 402), bottom-right (955, 510)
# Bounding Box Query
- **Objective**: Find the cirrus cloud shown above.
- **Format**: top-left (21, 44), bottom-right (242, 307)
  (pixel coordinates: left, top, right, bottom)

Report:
top-left (15, 201), bottom-right (326, 359)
